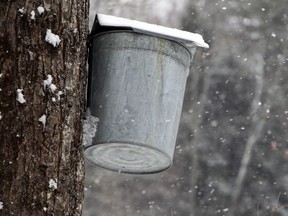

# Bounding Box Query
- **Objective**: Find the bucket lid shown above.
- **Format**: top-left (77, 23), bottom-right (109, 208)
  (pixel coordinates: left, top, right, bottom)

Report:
top-left (91, 14), bottom-right (209, 49)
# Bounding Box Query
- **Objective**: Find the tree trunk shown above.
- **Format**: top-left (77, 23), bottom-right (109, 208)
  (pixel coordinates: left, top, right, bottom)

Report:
top-left (0, 1), bottom-right (89, 215)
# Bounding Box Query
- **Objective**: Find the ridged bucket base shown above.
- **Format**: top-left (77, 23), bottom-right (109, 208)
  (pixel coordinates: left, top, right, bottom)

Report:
top-left (84, 143), bottom-right (171, 174)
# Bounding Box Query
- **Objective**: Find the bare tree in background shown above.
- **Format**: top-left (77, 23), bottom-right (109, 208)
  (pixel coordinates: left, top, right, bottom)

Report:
top-left (230, 46), bottom-right (266, 215)
top-left (230, 42), bottom-right (285, 215)
top-left (0, 1), bottom-right (88, 215)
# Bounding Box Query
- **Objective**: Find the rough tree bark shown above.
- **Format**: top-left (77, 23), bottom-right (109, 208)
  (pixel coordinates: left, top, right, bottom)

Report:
top-left (0, 1), bottom-right (88, 215)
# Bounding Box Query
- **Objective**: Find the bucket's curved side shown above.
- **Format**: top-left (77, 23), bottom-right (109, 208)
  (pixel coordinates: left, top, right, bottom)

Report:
top-left (86, 31), bottom-right (192, 173)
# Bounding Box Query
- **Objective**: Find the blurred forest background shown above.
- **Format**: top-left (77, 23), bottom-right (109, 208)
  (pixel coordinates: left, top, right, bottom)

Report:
top-left (84, 0), bottom-right (288, 215)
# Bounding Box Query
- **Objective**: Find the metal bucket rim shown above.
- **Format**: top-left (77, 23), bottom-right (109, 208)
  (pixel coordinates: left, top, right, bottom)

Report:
top-left (89, 30), bottom-right (193, 61)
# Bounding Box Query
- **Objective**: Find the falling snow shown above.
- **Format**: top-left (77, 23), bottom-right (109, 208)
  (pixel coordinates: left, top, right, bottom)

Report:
top-left (0, 201), bottom-right (3, 210)
top-left (84, 1), bottom-right (288, 216)
top-left (223, 208), bottom-right (229, 212)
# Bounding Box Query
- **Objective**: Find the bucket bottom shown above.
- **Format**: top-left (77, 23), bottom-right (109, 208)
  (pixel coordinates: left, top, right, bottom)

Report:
top-left (84, 143), bottom-right (171, 174)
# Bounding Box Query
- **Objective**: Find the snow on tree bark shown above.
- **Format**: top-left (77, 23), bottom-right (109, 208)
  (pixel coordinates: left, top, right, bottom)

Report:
top-left (0, 1), bottom-right (88, 215)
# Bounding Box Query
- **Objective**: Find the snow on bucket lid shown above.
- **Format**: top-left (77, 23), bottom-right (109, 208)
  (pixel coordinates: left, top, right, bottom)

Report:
top-left (92, 14), bottom-right (209, 49)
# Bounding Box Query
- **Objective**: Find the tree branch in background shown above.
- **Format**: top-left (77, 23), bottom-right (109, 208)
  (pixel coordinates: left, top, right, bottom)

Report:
top-left (229, 51), bottom-right (265, 214)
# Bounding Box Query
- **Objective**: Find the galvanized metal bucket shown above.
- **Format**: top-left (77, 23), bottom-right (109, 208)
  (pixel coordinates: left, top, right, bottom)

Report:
top-left (85, 31), bottom-right (195, 174)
